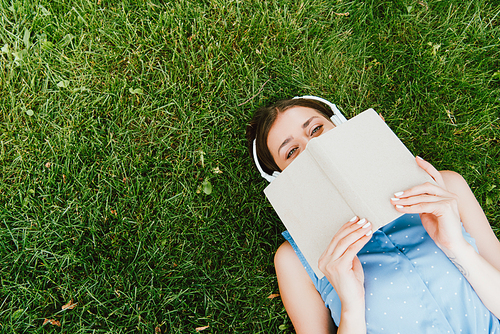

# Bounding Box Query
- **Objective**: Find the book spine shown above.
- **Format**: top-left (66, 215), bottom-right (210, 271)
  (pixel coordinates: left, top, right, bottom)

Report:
top-left (307, 140), bottom-right (380, 225)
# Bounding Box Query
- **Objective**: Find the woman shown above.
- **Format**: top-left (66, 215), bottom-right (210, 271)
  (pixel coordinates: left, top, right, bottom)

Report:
top-left (246, 96), bottom-right (500, 333)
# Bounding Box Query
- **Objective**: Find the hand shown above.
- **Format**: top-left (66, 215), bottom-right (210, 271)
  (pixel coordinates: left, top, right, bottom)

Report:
top-left (390, 157), bottom-right (467, 251)
top-left (318, 216), bottom-right (372, 311)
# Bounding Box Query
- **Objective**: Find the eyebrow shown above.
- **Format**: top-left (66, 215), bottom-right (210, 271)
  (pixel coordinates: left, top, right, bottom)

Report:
top-left (277, 116), bottom-right (320, 155)
top-left (302, 116), bottom-right (319, 129)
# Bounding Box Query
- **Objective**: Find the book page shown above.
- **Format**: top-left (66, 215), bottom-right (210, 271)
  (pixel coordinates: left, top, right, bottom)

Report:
top-left (265, 109), bottom-right (435, 278)
top-left (264, 149), bottom-right (355, 278)
top-left (307, 109), bottom-right (434, 228)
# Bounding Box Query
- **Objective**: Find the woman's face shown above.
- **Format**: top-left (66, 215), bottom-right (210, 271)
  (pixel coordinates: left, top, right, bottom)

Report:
top-left (267, 106), bottom-right (335, 171)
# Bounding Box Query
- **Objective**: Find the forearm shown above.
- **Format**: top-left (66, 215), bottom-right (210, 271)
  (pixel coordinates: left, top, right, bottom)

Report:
top-left (337, 304), bottom-right (366, 334)
top-left (444, 242), bottom-right (500, 318)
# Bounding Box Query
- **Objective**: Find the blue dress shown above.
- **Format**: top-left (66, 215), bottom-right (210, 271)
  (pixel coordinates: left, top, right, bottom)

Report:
top-left (283, 214), bottom-right (500, 333)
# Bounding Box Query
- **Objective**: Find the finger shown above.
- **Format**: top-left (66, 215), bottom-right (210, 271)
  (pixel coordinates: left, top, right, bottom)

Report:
top-left (329, 221), bottom-right (372, 260)
top-left (415, 156), bottom-right (446, 188)
top-left (391, 194), bottom-right (454, 207)
top-left (339, 232), bottom-right (372, 260)
top-left (393, 182), bottom-right (455, 200)
top-left (323, 217), bottom-right (367, 255)
top-left (330, 233), bottom-right (372, 271)
top-left (320, 220), bottom-right (372, 268)
top-left (393, 198), bottom-right (458, 216)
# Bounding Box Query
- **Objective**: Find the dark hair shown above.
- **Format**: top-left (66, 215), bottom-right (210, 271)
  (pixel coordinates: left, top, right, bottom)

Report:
top-left (246, 98), bottom-right (334, 174)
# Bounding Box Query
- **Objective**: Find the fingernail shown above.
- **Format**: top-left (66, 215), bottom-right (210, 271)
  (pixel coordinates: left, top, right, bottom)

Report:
top-left (366, 230), bottom-right (373, 236)
top-left (391, 197), bottom-right (400, 201)
top-left (396, 205), bottom-right (404, 209)
top-left (357, 218), bottom-right (366, 225)
top-left (350, 216), bottom-right (358, 222)
top-left (362, 222), bottom-right (371, 229)
top-left (394, 191), bottom-right (404, 197)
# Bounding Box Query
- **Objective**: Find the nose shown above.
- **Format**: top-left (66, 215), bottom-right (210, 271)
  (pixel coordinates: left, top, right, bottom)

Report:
top-left (300, 135), bottom-right (313, 149)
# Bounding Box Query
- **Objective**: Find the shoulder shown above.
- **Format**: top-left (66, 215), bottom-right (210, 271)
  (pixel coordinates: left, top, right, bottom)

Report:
top-left (439, 170), bottom-right (500, 269)
top-left (274, 241), bottom-right (337, 333)
top-left (275, 241), bottom-right (300, 267)
top-left (274, 241), bottom-right (311, 282)
top-left (439, 170), bottom-right (469, 195)
top-left (439, 170), bottom-right (478, 208)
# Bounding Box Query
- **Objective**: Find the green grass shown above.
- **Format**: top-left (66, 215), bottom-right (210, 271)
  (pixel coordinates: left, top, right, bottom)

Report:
top-left (0, 0), bottom-right (499, 332)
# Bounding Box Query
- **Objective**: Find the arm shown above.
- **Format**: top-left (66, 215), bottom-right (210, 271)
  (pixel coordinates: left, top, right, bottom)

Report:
top-left (275, 242), bottom-right (337, 334)
top-left (317, 217), bottom-right (372, 334)
top-left (440, 170), bottom-right (500, 271)
top-left (391, 157), bottom-right (500, 318)
top-left (275, 224), bottom-right (370, 334)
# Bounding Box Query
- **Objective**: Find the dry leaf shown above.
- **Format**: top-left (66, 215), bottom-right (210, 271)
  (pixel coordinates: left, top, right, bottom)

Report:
top-left (334, 12), bottom-right (349, 16)
top-left (62, 299), bottom-right (78, 310)
top-left (110, 209), bottom-right (117, 216)
top-left (196, 325), bottom-right (209, 332)
top-left (267, 293), bottom-right (280, 299)
top-left (155, 326), bottom-right (162, 333)
top-left (418, 1), bottom-right (429, 10)
top-left (45, 162), bottom-right (51, 168)
top-left (43, 318), bottom-right (61, 326)
top-left (62, 174), bottom-right (66, 183)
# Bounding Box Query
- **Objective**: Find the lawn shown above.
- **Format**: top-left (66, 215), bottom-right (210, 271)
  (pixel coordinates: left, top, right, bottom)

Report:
top-left (0, 0), bottom-right (499, 333)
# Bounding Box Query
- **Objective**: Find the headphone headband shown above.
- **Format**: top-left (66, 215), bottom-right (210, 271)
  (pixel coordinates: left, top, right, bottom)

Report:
top-left (253, 95), bottom-right (348, 182)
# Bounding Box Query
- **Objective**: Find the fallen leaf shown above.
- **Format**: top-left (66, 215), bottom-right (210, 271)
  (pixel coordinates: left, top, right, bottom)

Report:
top-left (62, 299), bottom-right (78, 310)
top-left (212, 167), bottom-right (222, 174)
top-left (62, 174), bottom-right (66, 183)
top-left (334, 12), bottom-right (349, 16)
top-left (57, 80), bottom-right (70, 88)
top-left (202, 179), bottom-right (212, 195)
top-left (196, 325), bottom-right (209, 332)
top-left (267, 293), bottom-right (280, 299)
top-left (110, 209), bottom-right (117, 216)
top-left (43, 319), bottom-right (61, 327)
top-left (418, 1), bottom-right (429, 10)
top-left (129, 87), bottom-right (143, 95)
top-left (155, 326), bottom-right (162, 333)
top-left (12, 309), bottom-right (24, 320)
top-left (45, 162), bottom-right (51, 168)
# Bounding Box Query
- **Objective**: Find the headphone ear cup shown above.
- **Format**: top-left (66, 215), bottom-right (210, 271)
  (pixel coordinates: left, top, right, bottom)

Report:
top-left (253, 139), bottom-right (279, 182)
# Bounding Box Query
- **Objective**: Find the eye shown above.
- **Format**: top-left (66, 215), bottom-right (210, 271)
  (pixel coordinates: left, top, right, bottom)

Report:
top-left (311, 125), bottom-right (323, 135)
top-left (286, 147), bottom-right (298, 159)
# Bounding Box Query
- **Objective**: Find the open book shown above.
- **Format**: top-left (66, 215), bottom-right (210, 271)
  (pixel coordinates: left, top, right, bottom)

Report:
top-left (264, 109), bottom-right (434, 278)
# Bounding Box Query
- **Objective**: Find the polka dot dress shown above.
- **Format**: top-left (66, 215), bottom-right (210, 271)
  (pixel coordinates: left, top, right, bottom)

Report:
top-left (283, 214), bottom-right (500, 333)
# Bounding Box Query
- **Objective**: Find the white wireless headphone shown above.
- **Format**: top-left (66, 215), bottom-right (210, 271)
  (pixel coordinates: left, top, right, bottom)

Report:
top-left (252, 95), bottom-right (348, 182)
